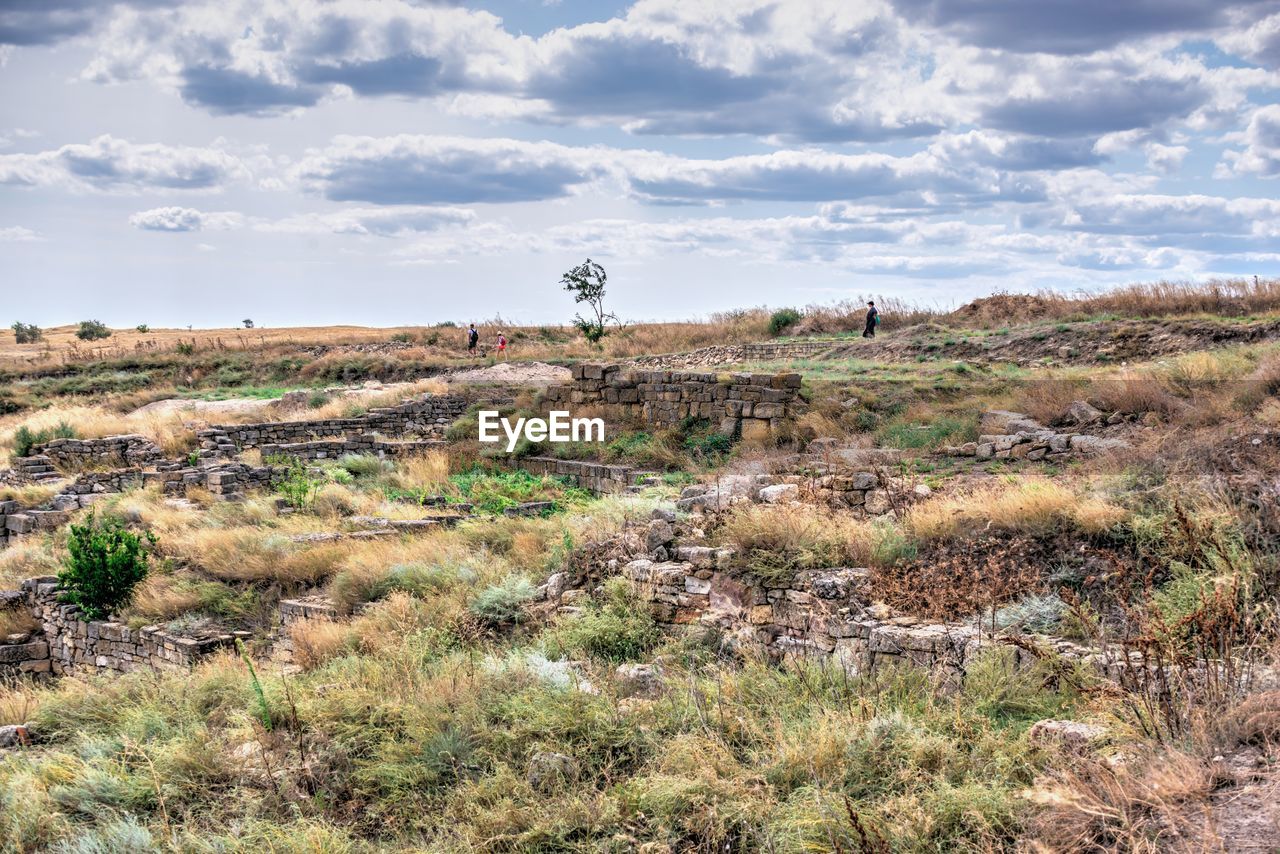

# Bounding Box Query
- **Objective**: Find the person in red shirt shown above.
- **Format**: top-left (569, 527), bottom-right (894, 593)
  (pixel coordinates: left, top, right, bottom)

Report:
top-left (496, 332), bottom-right (508, 360)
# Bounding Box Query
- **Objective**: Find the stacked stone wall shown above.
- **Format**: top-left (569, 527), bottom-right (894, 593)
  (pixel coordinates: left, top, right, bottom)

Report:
top-left (199, 394), bottom-right (470, 452)
top-left (517, 457), bottom-right (658, 495)
top-left (5, 577), bottom-right (248, 676)
top-left (32, 435), bottom-right (164, 470)
top-left (629, 340), bottom-right (837, 369)
top-left (258, 437), bottom-right (446, 461)
top-left (543, 364), bottom-right (803, 440)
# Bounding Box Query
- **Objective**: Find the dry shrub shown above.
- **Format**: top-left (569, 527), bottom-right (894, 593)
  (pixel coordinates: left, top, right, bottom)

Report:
top-left (169, 528), bottom-right (349, 584)
top-left (905, 479), bottom-right (1126, 542)
top-left (385, 450), bottom-right (451, 491)
top-left (0, 680), bottom-right (40, 726)
top-left (1088, 372), bottom-right (1184, 418)
top-left (349, 592), bottom-right (436, 654)
top-left (1215, 691), bottom-right (1280, 748)
top-left (1065, 276), bottom-right (1280, 318)
top-left (1015, 377), bottom-right (1090, 426)
top-left (127, 575), bottom-right (203, 622)
top-left (1235, 354), bottom-right (1280, 413)
top-left (0, 538), bottom-right (61, 588)
top-left (0, 606), bottom-right (38, 637)
top-left (717, 503), bottom-right (875, 583)
top-left (290, 618), bottom-right (352, 670)
top-left (1025, 751), bottom-right (1217, 853)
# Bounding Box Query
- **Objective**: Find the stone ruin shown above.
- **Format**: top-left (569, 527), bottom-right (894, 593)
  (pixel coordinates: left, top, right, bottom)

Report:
top-left (542, 364), bottom-right (804, 441)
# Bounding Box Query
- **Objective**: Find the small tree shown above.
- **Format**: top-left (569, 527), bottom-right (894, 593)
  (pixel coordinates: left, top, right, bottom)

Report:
top-left (75, 320), bottom-right (112, 341)
top-left (242, 318), bottom-right (254, 329)
top-left (561, 258), bottom-right (618, 344)
top-left (59, 512), bottom-right (154, 621)
top-left (11, 322), bottom-right (42, 344)
top-left (136, 324), bottom-right (149, 333)
top-left (768, 308), bottom-right (802, 336)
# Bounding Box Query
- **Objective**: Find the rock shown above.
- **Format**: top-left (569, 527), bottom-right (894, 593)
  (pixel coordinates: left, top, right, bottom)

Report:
top-left (912, 484), bottom-right (932, 498)
top-left (645, 519), bottom-right (674, 553)
top-left (1106, 412), bottom-right (1125, 425)
top-left (1065, 400), bottom-right (1102, 426)
top-left (615, 663), bottom-right (665, 699)
top-left (527, 751), bottom-right (579, 791)
top-left (1069, 435), bottom-right (1131, 455)
top-left (1027, 719), bottom-right (1107, 753)
top-left (649, 508), bottom-right (676, 523)
top-left (540, 572), bottom-right (569, 602)
top-left (807, 437), bottom-right (839, 455)
top-left (679, 485), bottom-right (708, 500)
top-left (0, 723), bottom-right (35, 748)
top-left (758, 483), bottom-right (798, 504)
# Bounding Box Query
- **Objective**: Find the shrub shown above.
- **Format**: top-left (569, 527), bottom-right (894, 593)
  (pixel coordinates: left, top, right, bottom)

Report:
top-left (718, 503), bottom-right (873, 585)
top-left (58, 512), bottom-right (155, 621)
top-left (75, 320), bottom-right (112, 341)
top-left (11, 421), bottom-right (76, 457)
top-left (338, 453), bottom-right (393, 478)
top-left (135, 324), bottom-right (149, 333)
top-left (11, 322), bottom-right (41, 344)
top-left (768, 307), bottom-right (802, 336)
top-left (469, 575), bottom-right (536, 626)
top-left (543, 577), bottom-right (661, 662)
top-left (275, 459), bottom-right (326, 509)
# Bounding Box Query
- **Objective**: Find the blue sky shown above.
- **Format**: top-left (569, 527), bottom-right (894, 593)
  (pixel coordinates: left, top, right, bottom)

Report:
top-left (1, 0), bottom-right (1279, 328)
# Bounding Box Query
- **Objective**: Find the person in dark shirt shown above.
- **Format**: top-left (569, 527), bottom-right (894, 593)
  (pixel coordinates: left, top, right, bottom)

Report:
top-left (466, 323), bottom-right (479, 354)
top-left (863, 301), bottom-right (879, 338)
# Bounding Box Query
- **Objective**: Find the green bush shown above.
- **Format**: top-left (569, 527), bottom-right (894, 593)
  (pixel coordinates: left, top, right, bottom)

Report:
top-left (768, 308), bottom-right (802, 336)
top-left (135, 324), bottom-right (149, 333)
top-left (12, 421), bottom-right (76, 457)
top-left (59, 512), bottom-right (155, 621)
top-left (469, 576), bottom-right (536, 625)
top-left (275, 459), bottom-right (326, 509)
top-left (75, 320), bottom-right (112, 341)
top-left (543, 577), bottom-right (661, 662)
top-left (11, 321), bottom-right (41, 344)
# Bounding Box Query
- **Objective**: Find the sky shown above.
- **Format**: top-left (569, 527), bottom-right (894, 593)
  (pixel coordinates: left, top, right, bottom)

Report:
top-left (1, 0), bottom-right (1279, 328)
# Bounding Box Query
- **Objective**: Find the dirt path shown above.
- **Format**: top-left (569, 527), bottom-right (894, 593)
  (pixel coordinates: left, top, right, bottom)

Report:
top-left (1211, 748), bottom-right (1280, 853)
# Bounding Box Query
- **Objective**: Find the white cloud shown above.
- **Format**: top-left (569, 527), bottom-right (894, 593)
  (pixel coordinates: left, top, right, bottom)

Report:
top-left (1220, 104), bottom-right (1280, 176)
top-left (1144, 142), bottom-right (1190, 173)
top-left (0, 225), bottom-right (42, 242)
top-left (1, 135), bottom-right (247, 192)
top-left (129, 207), bottom-right (244, 231)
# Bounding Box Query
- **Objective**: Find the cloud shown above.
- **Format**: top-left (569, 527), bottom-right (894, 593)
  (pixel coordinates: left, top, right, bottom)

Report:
top-left (983, 75), bottom-right (1208, 136)
top-left (292, 135), bottom-right (611, 204)
top-left (129, 207), bottom-right (243, 231)
top-left (0, 135), bottom-right (247, 191)
top-left (83, 0), bottom-right (523, 117)
top-left (1058, 193), bottom-right (1280, 249)
top-left (1218, 11), bottom-right (1280, 68)
top-left (259, 207), bottom-right (475, 236)
top-left (889, 0), bottom-right (1274, 55)
top-left (0, 225), bottom-right (42, 242)
top-left (625, 148), bottom-right (1042, 205)
top-left (1144, 142), bottom-right (1190, 173)
top-left (1220, 104), bottom-right (1280, 176)
top-left (129, 205), bottom-right (475, 236)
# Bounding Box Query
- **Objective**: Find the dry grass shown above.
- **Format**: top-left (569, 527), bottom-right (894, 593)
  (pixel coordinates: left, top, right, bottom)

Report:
top-left (165, 527), bottom-right (350, 584)
top-left (1087, 372), bottom-right (1184, 419)
top-left (0, 606), bottom-right (39, 637)
top-left (1059, 276), bottom-right (1280, 319)
top-left (305, 379), bottom-right (449, 420)
top-left (126, 575), bottom-right (205, 622)
top-left (0, 538), bottom-right (61, 589)
top-left (905, 478), bottom-right (1127, 542)
top-left (1015, 376), bottom-right (1091, 426)
top-left (1025, 751), bottom-right (1218, 852)
top-left (716, 502), bottom-right (877, 582)
top-left (383, 450), bottom-right (451, 492)
top-left (0, 404), bottom-right (197, 466)
top-left (289, 618), bottom-right (353, 670)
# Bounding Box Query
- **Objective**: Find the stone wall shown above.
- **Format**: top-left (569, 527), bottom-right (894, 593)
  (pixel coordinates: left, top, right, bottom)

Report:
top-left (517, 456), bottom-right (659, 495)
top-left (33, 435), bottom-right (164, 471)
top-left (944, 430), bottom-right (1132, 461)
top-left (7, 577), bottom-right (249, 676)
top-left (629, 340), bottom-right (837, 370)
top-left (543, 364), bottom-right (803, 440)
top-left (258, 437), bottom-right (446, 461)
top-left (3, 503), bottom-right (70, 548)
top-left (199, 394), bottom-right (470, 453)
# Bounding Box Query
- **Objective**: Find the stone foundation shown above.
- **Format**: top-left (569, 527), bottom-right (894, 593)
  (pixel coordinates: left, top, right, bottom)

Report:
top-left (5, 577), bottom-right (249, 676)
top-left (32, 435), bottom-right (164, 471)
top-left (543, 364), bottom-right (803, 440)
top-left (259, 437), bottom-right (446, 461)
top-left (517, 456), bottom-right (659, 495)
top-left (198, 394), bottom-right (470, 453)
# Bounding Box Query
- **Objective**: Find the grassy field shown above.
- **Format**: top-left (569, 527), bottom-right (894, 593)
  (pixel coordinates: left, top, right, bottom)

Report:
top-left (1, 280), bottom-right (1279, 851)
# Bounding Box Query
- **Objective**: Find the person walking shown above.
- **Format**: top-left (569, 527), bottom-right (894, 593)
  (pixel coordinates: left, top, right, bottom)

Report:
top-left (496, 331), bottom-right (508, 361)
top-left (466, 323), bottom-right (479, 355)
top-left (862, 301), bottom-right (879, 338)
